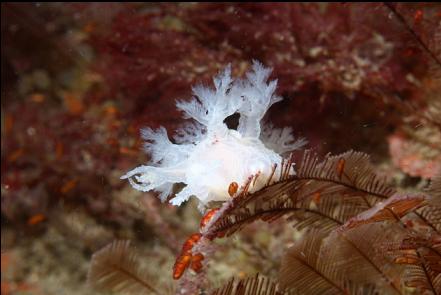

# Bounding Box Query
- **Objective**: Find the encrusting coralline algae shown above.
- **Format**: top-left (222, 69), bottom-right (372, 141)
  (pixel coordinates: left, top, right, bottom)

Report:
top-left (121, 61), bottom-right (306, 210)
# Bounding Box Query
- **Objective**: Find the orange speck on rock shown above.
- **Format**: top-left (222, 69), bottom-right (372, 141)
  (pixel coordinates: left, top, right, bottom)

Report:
top-left (107, 137), bottom-right (119, 147)
top-left (30, 93), bottom-right (45, 103)
top-left (414, 10), bottom-right (423, 24)
top-left (8, 149), bottom-right (24, 162)
top-left (55, 142), bottom-right (64, 160)
top-left (127, 124), bottom-right (137, 135)
top-left (83, 22), bottom-right (96, 33)
top-left (119, 147), bottom-right (138, 156)
top-left (4, 114), bottom-right (14, 135)
top-left (63, 94), bottom-right (84, 115)
top-left (1, 252), bottom-right (11, 271)
top-left (27, 214), bottom-right (46, 225)
top-left (104, 105), bottom-right (118, 117)
top-left (60, 179), bottom-right (78, 194)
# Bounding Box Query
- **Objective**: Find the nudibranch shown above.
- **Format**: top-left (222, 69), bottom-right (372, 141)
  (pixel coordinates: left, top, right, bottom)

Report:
top-left (121, 61), bottom-right (306, 211)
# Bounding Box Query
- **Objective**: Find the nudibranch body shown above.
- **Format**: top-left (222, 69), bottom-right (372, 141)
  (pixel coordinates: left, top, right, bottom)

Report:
top-left (121, 61), bottom-right (306, 210)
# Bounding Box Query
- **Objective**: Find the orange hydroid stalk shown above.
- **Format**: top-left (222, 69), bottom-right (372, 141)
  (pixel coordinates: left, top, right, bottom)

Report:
top-left (181, 233), bottom-right (202, 253)
top-left (228, 182), bottom-right (239, 197)
top-left (190, 253), bottom-right (204, 273)
top-left (173, 233), bottom-right (203, 280)
top-left (200, 208), bottom-right (220, 230)
top-left (173, 253), bottom-right (192, 280)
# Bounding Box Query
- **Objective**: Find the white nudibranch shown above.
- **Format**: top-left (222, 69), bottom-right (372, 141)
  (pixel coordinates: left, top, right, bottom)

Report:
top-left (121, 61), bottom-right (306, 210)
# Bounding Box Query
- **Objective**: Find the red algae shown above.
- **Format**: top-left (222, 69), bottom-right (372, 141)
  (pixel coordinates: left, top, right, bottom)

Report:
top-left (1, 3), bottom-right (440, 295)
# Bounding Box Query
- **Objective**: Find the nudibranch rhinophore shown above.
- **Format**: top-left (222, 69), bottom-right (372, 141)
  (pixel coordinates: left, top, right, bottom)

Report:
top-left (121, 61), bottom-right (306, 211)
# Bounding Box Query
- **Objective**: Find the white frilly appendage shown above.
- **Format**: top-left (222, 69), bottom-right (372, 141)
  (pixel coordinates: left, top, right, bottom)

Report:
top-left (121, 61), bottom-right (306, 210)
